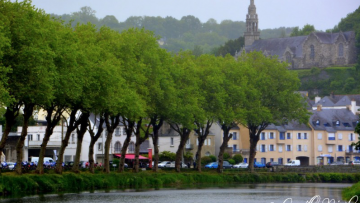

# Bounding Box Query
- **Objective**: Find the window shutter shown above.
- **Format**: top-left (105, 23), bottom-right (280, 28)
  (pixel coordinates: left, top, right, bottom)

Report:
top-left (265, 133), bottom-right (267, 140)
top-left (196, 139), bottom-right (199, 146)
top-left (318, 145), bottom-right (322, 152)
top-left (304, 145), bottom-right (308, 152)
top-left (290, 145), bottom-right (293, 151)
top-left (290, 133), bottom-right (292, 139)
top-left (279, 145), bottom-right (282, 152)
top-left (274, 144), bottom-right (277, 151)
top-left (274, 133), bottom-right (276, 139)
top-left (256, 145), bottom-right (259, 151)
top-left (265, 145), bottom-right (268, 152)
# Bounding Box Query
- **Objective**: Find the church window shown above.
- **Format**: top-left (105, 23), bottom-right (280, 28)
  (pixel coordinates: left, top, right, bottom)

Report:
top-left (338, 43), bottom-right (344, 57)
top-left (310, 45), bottom-right (315, 60)
top-left (285, 52), bottom-right (292, 63)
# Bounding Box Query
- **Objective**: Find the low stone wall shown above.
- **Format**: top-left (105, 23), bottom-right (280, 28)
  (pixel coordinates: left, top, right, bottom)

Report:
top-left (275, 165), bottom-right (360, 173)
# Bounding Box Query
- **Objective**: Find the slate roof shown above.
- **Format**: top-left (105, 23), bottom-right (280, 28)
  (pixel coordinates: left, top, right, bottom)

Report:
top-left (310, 109), bottom-right (358, 131)
top-left (245, 31), bottom-right (355, 60)
top-left (265, 120), bottom-right (311, 132)
top-left (313, 94), bottom-right (360, 107)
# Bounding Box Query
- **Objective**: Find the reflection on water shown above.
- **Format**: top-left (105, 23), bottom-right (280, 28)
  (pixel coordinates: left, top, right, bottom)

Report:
top-left (0, 183), bottom-right (353, 203)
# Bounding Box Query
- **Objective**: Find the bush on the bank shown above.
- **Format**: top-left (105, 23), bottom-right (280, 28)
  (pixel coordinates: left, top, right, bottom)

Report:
top-left (228, 159), bottom-right (235, 165)
top-left (223, 153), bottom-right (230, 160)
top-left (232, 154), bottom-right (243, 163)
top-left (201, 156), bottom-right (212, 165)
top-left (209, 155), bottom-right (217, 162)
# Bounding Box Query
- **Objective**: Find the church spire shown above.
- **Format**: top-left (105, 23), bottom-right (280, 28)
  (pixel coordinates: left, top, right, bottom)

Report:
top-left (244, 0), bottom-right (260, 46)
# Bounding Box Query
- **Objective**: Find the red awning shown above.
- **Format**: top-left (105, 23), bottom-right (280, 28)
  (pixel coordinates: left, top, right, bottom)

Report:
top-left (114, 154), bottom-right (148, 159)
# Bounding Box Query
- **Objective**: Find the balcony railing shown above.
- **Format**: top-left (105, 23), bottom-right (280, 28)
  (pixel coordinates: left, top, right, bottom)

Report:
top-left (328, 137), bottom-right (335, 140)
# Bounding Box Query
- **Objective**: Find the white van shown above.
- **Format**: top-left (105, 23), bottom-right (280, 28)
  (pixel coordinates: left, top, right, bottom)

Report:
top-left (30, 157), bottom-right (54, 164)
top-left (285, 160), bottom-right (300, 166)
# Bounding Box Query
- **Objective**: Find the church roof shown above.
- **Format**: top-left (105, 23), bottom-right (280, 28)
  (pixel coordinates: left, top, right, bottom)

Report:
top-left (245, 31), bottom-right (355, 60)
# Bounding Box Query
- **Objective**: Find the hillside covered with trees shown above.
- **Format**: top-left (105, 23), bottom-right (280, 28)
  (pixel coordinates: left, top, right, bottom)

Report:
top-left (50, 6), bottom-right (294, 54)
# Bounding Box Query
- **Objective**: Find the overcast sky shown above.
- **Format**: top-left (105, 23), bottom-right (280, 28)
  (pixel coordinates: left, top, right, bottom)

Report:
top-left (30, 0), bottom-right (360, 31)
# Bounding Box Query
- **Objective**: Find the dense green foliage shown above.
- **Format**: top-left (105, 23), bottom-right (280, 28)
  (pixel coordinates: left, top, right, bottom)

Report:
top-left (232, 154), bottom-right (244, 164)
top-left (50, 7), bottom-right (294, 54)
top-left (159, 151), bottom-right (176, 161)
top-left (295, 66), bottom-right (360, 98)
top-left (290, 24), bottom-right (316, 36)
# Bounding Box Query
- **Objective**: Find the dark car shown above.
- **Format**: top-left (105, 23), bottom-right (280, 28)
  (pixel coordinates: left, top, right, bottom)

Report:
top-left (266, 161), bottom-right (282, 168)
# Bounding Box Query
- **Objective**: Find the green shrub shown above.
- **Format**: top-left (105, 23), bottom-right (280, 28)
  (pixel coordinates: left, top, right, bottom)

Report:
top-left (209, 155), bottom-right (217, 162)
top-left (232, 154), bottom-right (243, 163)
top-left (228, 159), bottom-right (235, 165)
top-left (223, 153), bottom-right (230, 160)
top-left (159, 151), bottom-right (176, 161)
top-left (201, 156), bottom-right (212, 165)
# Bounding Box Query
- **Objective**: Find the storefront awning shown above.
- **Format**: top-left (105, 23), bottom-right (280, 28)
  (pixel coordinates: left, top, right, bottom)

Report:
top-left (114, 154), bottom-right (148, 159)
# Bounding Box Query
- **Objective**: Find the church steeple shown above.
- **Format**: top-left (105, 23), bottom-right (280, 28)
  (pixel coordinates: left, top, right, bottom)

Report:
top-left (244, 0), bottom-right (260, 46)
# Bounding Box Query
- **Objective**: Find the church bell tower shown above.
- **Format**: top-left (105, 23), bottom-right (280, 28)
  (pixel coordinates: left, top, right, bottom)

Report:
top-left (244, 0), bottom-right (260, 46)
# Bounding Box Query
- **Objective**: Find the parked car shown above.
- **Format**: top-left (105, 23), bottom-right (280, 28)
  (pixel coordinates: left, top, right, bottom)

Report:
top-left (158, 161), bottom-right (171, 168)
top-left (165, 161), bottom-right (187, 168)
top-left (205, 162), bottom-right (218, 168)
top-left (330, 161), bottom-right (344, 165)
top-left (266, 162), bottom-right (282, 168)
top-left (285, 160), bottom-right (300, 166)
top-left (7, 162), bottom-right (15, 170)
top-left (349, 160), bottom-right (360, 165)
top-left (254, 162), bottom-right (266, 168)
top-left (233, 162), bottom-right (249, 168)
top-left (205, 161), bottom-right (232, 169)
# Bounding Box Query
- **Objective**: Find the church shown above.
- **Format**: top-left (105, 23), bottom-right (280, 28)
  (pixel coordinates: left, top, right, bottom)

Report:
top-left (240, 0), bottom-right (357, 69)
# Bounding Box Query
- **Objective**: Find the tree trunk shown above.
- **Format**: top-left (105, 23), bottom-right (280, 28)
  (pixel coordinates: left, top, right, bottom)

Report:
top-left (134, 119), bottom-right (147, 173)
top-left (15, 103), bottom-right (34, 175)
top-left (72, 114), bottom-right (88, 173)
top-left (248, 135), bottom-right (258, 173)
top-left (36, 107), bottom-right (62, 174)
top-left (88, 115), bottom-right (104, 174)
top-left (118, 119), bottom-right (134, 173)
top-left (175, 128), bottom-right (191, 172)
top-left (196, 138), bottom-right (205, 172)
top-left (0, 106), bottom-right (20, 173)
top-left (55, 108), bottom-right (80, 174)
top-left (217, 125), bottom-right (232, 173)
top-left (150, 117), bottom-right (163, 172)
top-left (104, 114), bottom-right (120, 174)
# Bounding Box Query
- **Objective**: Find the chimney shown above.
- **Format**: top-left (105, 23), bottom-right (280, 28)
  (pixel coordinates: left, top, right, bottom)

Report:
top-left (351, 99), bottom-right (356, 114)
top-left (315, 96), bottom-right (321, 104)
top-left (317, 104), bottom-right (322, 111)
top-left (330, 91), bottom-right (334, 99)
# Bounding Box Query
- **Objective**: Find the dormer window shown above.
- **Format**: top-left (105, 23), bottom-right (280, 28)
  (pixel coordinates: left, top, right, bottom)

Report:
top-left (336, 121), bottom-right (340, 126)
top-left (316, 120), bottom-right (320, 126)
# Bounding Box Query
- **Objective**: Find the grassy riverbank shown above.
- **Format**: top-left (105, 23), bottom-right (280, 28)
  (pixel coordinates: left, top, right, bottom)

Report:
top-left (342, 181), bottom-right (360, 201)
top-left (0, 169), bottom-right (359, 198)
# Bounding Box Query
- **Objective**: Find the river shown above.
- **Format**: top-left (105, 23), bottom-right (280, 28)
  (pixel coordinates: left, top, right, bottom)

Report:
top-left (0, 183), bottom-right (355, 203)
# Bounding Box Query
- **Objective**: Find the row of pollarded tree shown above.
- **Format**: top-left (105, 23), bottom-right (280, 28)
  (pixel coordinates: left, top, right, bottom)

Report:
top-left (0, 0), bottom-right (310, 175)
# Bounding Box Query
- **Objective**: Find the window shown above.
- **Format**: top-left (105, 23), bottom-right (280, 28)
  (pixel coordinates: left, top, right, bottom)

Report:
top-left (348, 145), bottom-right (353, 153)
top-left (204, 139), bottom-right (208, 146)
top-left (336, 120), bottom-right (340, 126)
top-left (37, 134), bottom-right (40, 141)
top-left (269, 132), bottom-right (274, 139)
top-left (244, 158), bottom-right (248, 163)
top-left (205, 152), bottom-right (210, 156)
top-left (28, 134), bottom-right (33, 141)
top-left (280, 132), bottom-right (285, 140)
top-left (297, 145), bottom-right (302, 151)
top-left (170, 137), bottom-right (174, 146)
top-left (233, 145), bottom-right (237, 152)
top-left (269, 144), bottom-right (274, 151)
top-left (115, 128), bottom-right (120, 136)
top-left (98, 143), bottom-right (103, 151)
top-left (338, 133), bottom-right (343, 140)
top-left (128, 142), bottom-right (135, 153)
top-left (270, 158), bottom-right (274, 162)
top-left (338, 145), bottom-right (343, 152)
top-left (310, 45), bottom-right (315, 59)
top-left (278, 158), bottom-right (283, 165)
top-left (287, 158), bottom-right (291, 163)
top-left (71, 134), bottom-right (75, 142)
top-left (286, 133), bottom-right (291, 139)
top-left (208, 138), bottom-right (211, 146)
top-left (260, 132), bottom-right (265, 140)
top-left (328, 146), bottom-right (333, 153)
top-left (286, 145), bottom-right (292, 151)
top-left (318, 145), bottom-right (323, 152)
top-left (349, 133), bottom-right (355, 141)
top-left (318, 133), bottom-right (322, 140)
top-left (232, 132), bottom-right (237, 140)
top-left (304, 133), bottom-right (308, 139)
top-left (316, 120), bottom-right (320, 126)
top-left (286, 52), bottom-right (292, 63)
top-left (278, 145), bottom-right (283, 153)
top-left (261, 144), bottom-right (266, 152)
top-left (114, 142), bottom-right (122, 153)
top-left (122, 128), bottom-right (126, 135)
top-left (338, 43), bottom-right (344, 57)
top-left (328, 133), bottom-right (335, 141)
top-left (304, 145), bottom-right (308, 152)
top-left (297, 133), bottom-right (301, 140)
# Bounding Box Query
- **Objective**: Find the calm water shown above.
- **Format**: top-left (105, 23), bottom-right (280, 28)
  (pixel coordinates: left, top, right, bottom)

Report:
top-left (0, 183), bottom-right (354, 203)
